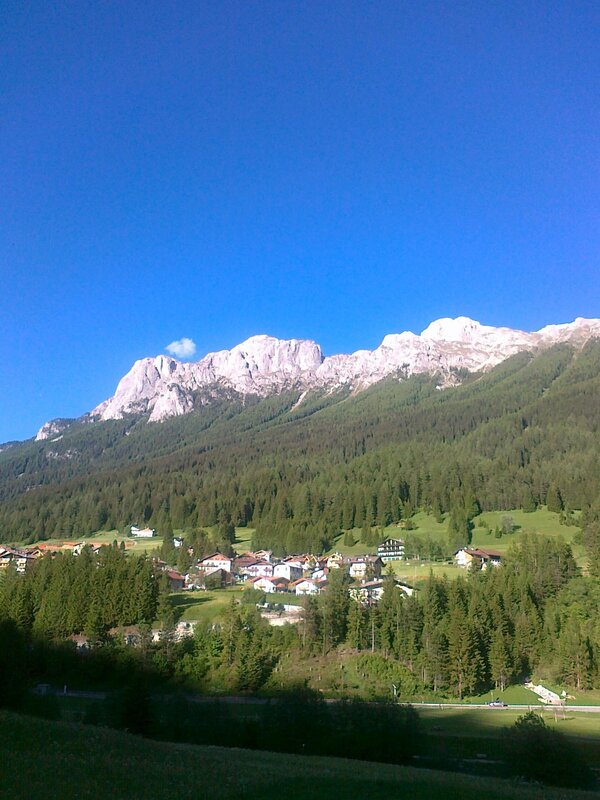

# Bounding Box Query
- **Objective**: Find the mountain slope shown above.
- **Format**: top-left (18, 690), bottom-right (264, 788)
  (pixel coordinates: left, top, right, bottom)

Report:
top-left (2, 340), bottom-right (600, 550)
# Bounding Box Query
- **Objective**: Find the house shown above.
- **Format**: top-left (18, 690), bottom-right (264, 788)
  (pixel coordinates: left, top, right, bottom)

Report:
top-left (291, 578), bottom-right (324, 596)
top-left (233, 553), bottom-right (260, 574)
top-left (242, 560), bottom-right (274, 579)
top-left (272, 576), bottom-right (290, 592)
top-left (454, 547), bottom-right (502, 570)
top-left (173, 536), bottom-right (184, 548)
top-left (0, 546), bottom-right (39, 573)
top-left (326, 552), bottom-right (344, 569)
top-left (130, 525), bottom-right (156, 538)
top-left (166, 569), bottom-right (186, 591)
top-left (343, 555), bottom-right (383, 580)
top-left (249, 576), bottom-right (289, 594)
top-left (185, 566), bottom-right (232, 589)
top-left (273, 562), bottom-right (303, 582)
top-left (349, 578), bottom-right (415, 605)
top-left (377, 537), bottom-right (406, 561)
top-left (198, 553), bottom-right (233, 575)
top-left (254, 549), bottom-right (273, 563)
top-left (310, 566), bottom-right (328, 581)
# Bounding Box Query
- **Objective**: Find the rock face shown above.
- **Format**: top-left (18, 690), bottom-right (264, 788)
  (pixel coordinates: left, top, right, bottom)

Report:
top-left (46, 316), bottom-right (600, 429)
top-left (35, 418), bottom-right (75, 441)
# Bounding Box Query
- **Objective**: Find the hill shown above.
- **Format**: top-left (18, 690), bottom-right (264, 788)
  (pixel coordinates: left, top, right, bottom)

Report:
top-left (1, 710), bottom-right (597, 800)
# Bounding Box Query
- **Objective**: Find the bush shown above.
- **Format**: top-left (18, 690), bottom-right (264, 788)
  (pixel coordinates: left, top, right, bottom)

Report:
top-left (503, 712), bottom-right (595, 789)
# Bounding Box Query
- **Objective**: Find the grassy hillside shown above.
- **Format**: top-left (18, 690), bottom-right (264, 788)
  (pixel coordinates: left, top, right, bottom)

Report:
top-left (1, 711), bottom-right (597, 800)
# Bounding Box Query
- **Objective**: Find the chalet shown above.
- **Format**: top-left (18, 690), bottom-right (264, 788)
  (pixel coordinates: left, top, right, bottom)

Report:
top-left (204, 568), bottom-right (235, 588)
top-left (326, 552), bottom-right (344, 570)
top-left (198, 553), bottom-right (233, 575)
top-left (291, 578), bottom-right (324, 596)
top-left (273, 562), bottom-right (303, 582)
top-left (248, 576), bottom-right (275, 593)
top-left (250, 576), bottom-right (290, 594)
top-left (272, 576), bottom-right (290, 592)
top-left (242, 560), bottom-right (274, 579)
top-left (349, 578), bottom-right (415, 605)
top-left (283, 556), bottom-right (307, 570)
top-left (173, 536), bottom-right (184, 548)
top-left (0, 546), bottom-right (40, 573)
top-left (310, 566), bottom-right (328, 581)
top-left (254, 549), bottom-right (273, 563)
top-left (166, 569), bottom-right (186, 591)
top-left (343, 555), bottom-right (383, 580)
top-left (130, 525), bottom-right (156, 538)
top-left (233, 553), bottom-right (259, 573)
top-left (377, 537), bottom-right (406, 561)
top-left (454, 547), bottom-right (502, 570)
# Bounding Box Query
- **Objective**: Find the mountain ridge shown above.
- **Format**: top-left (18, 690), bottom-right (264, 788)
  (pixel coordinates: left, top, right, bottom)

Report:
top-left (34, 315), bottom-right (600, 440)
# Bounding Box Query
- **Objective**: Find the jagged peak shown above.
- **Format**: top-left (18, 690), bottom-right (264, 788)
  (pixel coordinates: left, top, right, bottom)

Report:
top-left (34, 314), bottom-right (600, 435)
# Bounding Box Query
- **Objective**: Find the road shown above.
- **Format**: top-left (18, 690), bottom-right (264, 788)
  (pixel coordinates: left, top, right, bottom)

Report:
top-left (412, 702), bottom-right (600, 712)
top-left (45, 688), bottom-right (600, 713)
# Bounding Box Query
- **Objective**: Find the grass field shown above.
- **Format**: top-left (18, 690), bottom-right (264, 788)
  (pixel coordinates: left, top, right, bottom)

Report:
top-left (234, 527), bottom-right (256, 553)
top-left (329, 508), bottom-right (583, 564)
top-left (418, 707), bottom-right (600, 746)
top-left (15, 529), bottom-right (165, 555)
top-left (463, 685), bottom-right (541, 705)
top-left (2, 711), bottom-right (597, 800)
top-left (170, 588), bottom-right (244, 622)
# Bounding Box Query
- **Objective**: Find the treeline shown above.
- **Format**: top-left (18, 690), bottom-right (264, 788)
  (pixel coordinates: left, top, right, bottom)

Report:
top-left (1, 342), bottom-right (600, 554)
top-left (0, 545), bottom-right (159, 639)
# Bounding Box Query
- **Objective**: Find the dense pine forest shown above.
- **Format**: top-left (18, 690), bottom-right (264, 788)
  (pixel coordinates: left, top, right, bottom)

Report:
top-left (1, 341), bottom-right (600, 554)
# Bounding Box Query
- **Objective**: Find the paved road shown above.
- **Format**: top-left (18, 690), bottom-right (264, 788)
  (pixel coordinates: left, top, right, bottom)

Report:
top-left (412, 702), bottom-right (600, 712)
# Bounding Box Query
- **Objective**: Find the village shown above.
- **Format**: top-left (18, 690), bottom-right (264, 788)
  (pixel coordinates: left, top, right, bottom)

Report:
top-left (0, 528), bottom-right (502, 618)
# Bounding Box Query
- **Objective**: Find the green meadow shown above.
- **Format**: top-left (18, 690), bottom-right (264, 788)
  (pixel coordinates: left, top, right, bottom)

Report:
top-left (2, 711), bottom-right (598, 800)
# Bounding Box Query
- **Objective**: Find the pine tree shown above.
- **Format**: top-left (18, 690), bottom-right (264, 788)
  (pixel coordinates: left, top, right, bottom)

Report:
top-left (346, 599), bottom-right (367, 650)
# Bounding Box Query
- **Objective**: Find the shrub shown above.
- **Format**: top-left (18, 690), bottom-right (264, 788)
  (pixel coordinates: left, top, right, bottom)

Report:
top-left (503, 712), bottom-right (595, 789)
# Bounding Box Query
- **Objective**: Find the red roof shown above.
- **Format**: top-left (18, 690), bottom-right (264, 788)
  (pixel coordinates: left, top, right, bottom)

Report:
top-left (200, 552), bottom-right (230, 562)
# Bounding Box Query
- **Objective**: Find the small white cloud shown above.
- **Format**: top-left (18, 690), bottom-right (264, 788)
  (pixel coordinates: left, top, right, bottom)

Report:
top-left (165, 337), bottom-right (197, 359)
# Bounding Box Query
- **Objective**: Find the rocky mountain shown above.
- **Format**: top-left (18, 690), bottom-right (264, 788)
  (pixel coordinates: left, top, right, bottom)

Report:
top-left (36, 316), bottom-right (600, 437)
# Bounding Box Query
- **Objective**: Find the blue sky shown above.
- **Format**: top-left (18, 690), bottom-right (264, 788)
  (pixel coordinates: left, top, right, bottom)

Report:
top-left (2, 1), bottom-right (599, 442)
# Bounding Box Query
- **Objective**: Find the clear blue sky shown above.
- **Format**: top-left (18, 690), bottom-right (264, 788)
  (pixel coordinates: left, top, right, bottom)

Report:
top-left (2, 1), bottom-right (599, 442)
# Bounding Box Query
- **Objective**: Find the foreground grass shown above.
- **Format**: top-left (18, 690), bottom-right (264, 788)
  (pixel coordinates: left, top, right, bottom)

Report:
top-left (1, 711), bottom-right (597, 800)
top-left (418, 707), bottom-right (600, 747)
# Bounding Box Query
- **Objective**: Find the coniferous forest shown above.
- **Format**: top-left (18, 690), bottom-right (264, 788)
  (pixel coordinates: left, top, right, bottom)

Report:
top-left (0, 342), bottom-right (599, 555)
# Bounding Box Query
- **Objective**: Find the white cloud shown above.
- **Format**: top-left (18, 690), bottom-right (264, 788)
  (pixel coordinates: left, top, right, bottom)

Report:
top-left (165, 337), bottom-right (197, 359)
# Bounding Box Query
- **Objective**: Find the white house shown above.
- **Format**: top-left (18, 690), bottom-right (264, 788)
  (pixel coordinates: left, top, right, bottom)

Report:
top-left (243, 560), bottom-right (274, 579)
top-left (273, 562), bottom-right (303, 581)
top-left (291, 578), bottom-right (323, 596)
top-left (344, 555), bottom-right (383, 579)
top-left (198, 552), bottom-right (233, 575)
top-left (249, 576), bottom-right (278, 593)
top-left (349, 578), bottom-right (415, 605)
top-left (250, 576), bottom-right (290, 594)
top-left (131, 525), bottom-right (156, 538)
top-left (454, 547), bottom-right (502, 570)
top-left (311, 566), bottom-right (328, 582)
top-left (253, 549), bottom-right (273, 563)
